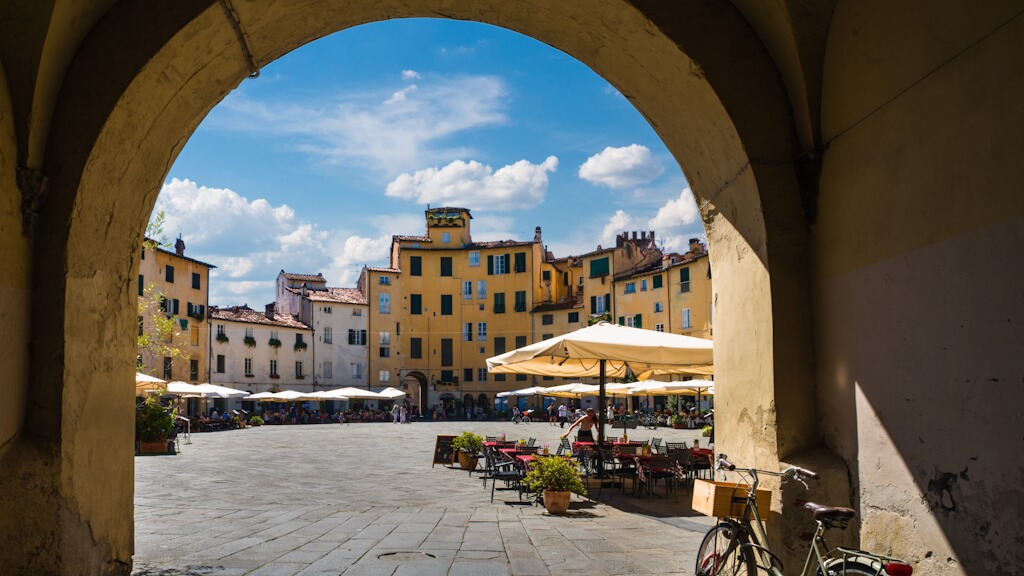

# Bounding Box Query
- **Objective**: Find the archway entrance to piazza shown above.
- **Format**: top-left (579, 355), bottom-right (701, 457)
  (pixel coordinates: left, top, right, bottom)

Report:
top-left (402, 371), bottom-right (429, 414)
top-left (8, 2), bottom-right (819, 572)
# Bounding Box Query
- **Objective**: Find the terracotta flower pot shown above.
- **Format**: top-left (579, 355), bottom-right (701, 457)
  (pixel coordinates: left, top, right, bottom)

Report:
top-left (457, 451), bottom-right (478, 470)
top-left (138, 441), bottom-right (168, 454)
top-left (543, 490), bottom-right (571, 514)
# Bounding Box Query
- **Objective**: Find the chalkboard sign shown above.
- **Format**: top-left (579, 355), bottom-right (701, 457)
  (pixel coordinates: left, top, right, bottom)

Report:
top-left (432, 435), bottom-right (457, 467)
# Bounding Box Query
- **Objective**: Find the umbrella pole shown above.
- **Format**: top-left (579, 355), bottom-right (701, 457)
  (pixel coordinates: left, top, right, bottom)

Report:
top-left (597, 359), bottom-right (606, 476)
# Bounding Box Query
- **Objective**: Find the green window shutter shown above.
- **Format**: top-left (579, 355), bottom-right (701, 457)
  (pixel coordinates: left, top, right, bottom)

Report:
top-left (618, 316), bottom-right (625, 326)
top-left (590, 257), bottom-right (609, 277)
top-left (590, 296), bottom-right (597, 314)
top-left (634, 314), bottom-right (642, 329)
top-left (487, 255), bottom-right (494, 275)
top-left (441, 294), bottom-right (452, 315)
top-left (514, 252), bottom-right (526, 273)
top-left (411, 294), bottom-right (422, 314)
top-left (604, 294), bottom-right (611, 314)
top-left (653, 274), bottom-right (663, 289)
top-left (440, 257), bottom-right (452, 277)
top-left (138, 275), bottom-right (144, 296)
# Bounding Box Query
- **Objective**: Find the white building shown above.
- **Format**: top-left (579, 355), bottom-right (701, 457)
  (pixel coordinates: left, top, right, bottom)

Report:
top-left (275, 271), bottom-right (370, 391)
top-left (208, 304), bottom-right (312, 414)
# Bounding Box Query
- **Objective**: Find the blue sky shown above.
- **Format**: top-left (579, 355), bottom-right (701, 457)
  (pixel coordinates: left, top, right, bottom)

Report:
top-left (157, 18), bottom-right (701, 307)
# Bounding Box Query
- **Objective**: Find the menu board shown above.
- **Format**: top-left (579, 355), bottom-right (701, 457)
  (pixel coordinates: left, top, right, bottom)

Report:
top-left (432, 435), bottom-right (457, 467)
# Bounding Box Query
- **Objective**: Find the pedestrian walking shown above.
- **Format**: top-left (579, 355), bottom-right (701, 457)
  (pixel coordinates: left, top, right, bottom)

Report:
top-left (391, 404), bottom-right (400, 424)
top-left (557, 403), bottom-right (568, 428)
top-left (400, 404), bottom-right (408, 424)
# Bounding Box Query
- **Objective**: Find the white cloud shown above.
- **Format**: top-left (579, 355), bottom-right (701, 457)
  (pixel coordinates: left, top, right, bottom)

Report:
top-left (155, 178), bottom-right (338, 306)
top-left (648, 187), bottom-right (699, 230)
top-left (213, 74), bottom-right (508, 175)
top-left (325, 235), bottom-right (392, 286)
top-left (384, 156), bottom-right (558, 211)
top-left (578, 144), bottom-right (665, 189)
top-left (599, 209), bottom-right (645, 247)
top-left (401, 69), bottom-right (421, 80)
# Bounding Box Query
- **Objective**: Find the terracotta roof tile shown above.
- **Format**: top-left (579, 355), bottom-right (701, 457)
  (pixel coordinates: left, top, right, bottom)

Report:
top-left (469, 239), bottom-right (535, 249)
top-left (394, 235), bottom-right (431, 242)
top-left (209, 306), bottom-right (310, 329)
top-left (364, 266), bottom-right (400, 273)
top-left (286, 286), bottom-right (367, 305)
top-left (280, 271), bottom-right (325, 282)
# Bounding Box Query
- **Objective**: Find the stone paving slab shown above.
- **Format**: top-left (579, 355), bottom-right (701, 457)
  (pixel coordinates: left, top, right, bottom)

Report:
top-left (133, 422), bottom-right (714, 575)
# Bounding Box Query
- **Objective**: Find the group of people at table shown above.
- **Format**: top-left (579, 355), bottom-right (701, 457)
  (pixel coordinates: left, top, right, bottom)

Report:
top-left (483, 407), bottom-right (713, 498)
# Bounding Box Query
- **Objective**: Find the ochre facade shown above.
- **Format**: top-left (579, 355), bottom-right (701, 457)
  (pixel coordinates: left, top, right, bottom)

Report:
top-left (1, 2), bottom-right (1021, 575)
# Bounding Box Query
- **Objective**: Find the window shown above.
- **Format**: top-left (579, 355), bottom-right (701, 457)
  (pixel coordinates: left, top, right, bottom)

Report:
top-left (495, 373), bottom-right (506, 382)
top-left (655, 323), bottom-right (665, 332)
top-left (348, 329), bottom-right (367, 345)
top-left (477, 368), bottom-right (488, 382)
top-left (464, 368), bottom-right (473, 383)
top-left (138, 274), bottom-right (144, 296)
top-left (296, 333), bottom-right (304, 344)
top-left (379, 293), bottom-right (390, 314)
top-left (410, 294), bottom-right (422, 315)
top-left (488, 254), bottom-right (508, 275)
top-left (589, 256), bottom-right (609, 277)
top-left (379, 331), bottom-right (391, 345)
top-left (323, 327), bottom-right (333, 344)
top-left (494, 337), bottom-right (506, 355)
top-left (568, 312), bottom-right (580, 323)
top-left (216, 324), bottom-right (225, 336)
top-left (140, 247), bottom-right (145, 260)
top-left (493, 292), bottom-right (505, 313)
top-left (323, 361), bottom-right (333, 379)
top-left (542, 314), bottom-right (553, 325)
top-left (245, 327), bottom-right (254, 339)
top-left (379, 275), bottom-right (391, 285)
top-left (653, 274), bottom-right (663, 289)
top-left (468, 251), bottom-right (480, 266)
top-left (162, 357), bottom-right (173, 379)
top-left (641, 278), bottom-right (648, 291)
top-left (350, 363), bottom-right (360, 379)
top-left (244, 358), bottom-right (253, 376)
top-left (216, 354), bottom-right (225, 373)
top-left (590, 294), bottom-right (609, 315)
top-left (680, 268), bottom-right (691, 293)
top-left (192, 272), bottom-right (201, 290)
top-left (322, 306), bottom-right (332, 314)
top-left (190, 359), bottom-right (198, 381)
top-left (477, 322), bottom-right (487, 340)
top-left (514, 252), bottom-right (526, 273)
top-left (165, 265), bottom-right (174, 283)
top-left (270, 330), bottom-right (278, 341)
top-left (477, 280), bottom-right (487, 299)
top-left (655, 302), bottom-right (664, 312)
top-left (410, 255), bottom-right (422, 276)
top-left (625, 282), bottom-right (636, 294)
top-left (441, 370), bottom-right (455, 382)
top-left (410, 337), bottom-right (422, 359)
top-left (441, 339), bottom-right (453, 366)
top-left (515, 335), bottom-right (527, 349)
top-left (463, 280), bottom-right (473, 299)
top-left (464, 323), bottom-right (473, 341)
top-left (441, 294), bottom-right (453, 315)
top-left (296, 361), bottom-right (305, 378)
top-left (442, 232), bottom-right (450, 243)
top-left (633, 314), bottom-right (642, 329)
top-left (137, 316), bottom-right (144, 337)
top-left (379, 370), bottom-right (390, 383)
top-left (514, 290), bottom-right (526, 312)
top-left (353, 308), bottom-right (362, 316)
top-left (682, 308), bottom-right (692, 329)
top-left (542, 270), bottom-right (551, 281)
top-left (379, 347), bottom-right (390, 358)
top-left (542, 333), bottom-right (553, 341)
top-left (440, 257), bottom-right (452, 277)
top-left (270, 360), bottom-right (278, 376)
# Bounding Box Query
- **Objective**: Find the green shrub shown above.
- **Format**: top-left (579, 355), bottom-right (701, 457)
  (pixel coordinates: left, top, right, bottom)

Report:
top-left (524, 455), bottom-right (586, 494)
top-left (136, 397), bottom-right (175, 442)
top-left (249, 415), bottom-right (264, 426)
top-left (701, 425), bottom-right (713, 437)
top-left (451, 431), bottom-right (484, 453)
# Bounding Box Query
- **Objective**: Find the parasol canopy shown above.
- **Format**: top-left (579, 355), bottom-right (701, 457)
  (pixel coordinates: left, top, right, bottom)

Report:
top-left (376, 387), bottom-right (407, 399)
top-left (321, 387), bottom-right (385, 400)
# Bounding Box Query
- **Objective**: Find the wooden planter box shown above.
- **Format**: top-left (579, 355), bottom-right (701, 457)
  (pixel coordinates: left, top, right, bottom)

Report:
top-left (692, 479), bottom-right (770, 518)
top-left (137, 440), bottom-right (173, 455)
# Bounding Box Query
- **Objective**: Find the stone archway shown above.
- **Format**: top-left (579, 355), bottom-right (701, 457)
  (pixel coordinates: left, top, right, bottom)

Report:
top-left (3, 2), bottom-right (815, 573)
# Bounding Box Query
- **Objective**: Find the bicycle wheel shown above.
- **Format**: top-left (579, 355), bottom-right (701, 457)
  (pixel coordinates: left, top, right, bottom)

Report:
top-left (817, 560), bottom-right (885, 576)
top-left (523, 416), bottom-right (531, 423)
top-left (695, 523), bottom-right (756, 576)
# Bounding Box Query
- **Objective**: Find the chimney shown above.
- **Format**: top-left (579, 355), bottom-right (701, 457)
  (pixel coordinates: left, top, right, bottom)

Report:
top-left (301, 284), bottom-right (308, 297)
top-left (534, 226), bottom-right (542, 243)
top-left (689, 238), bottom-right (705, 254)
top-left (174, 236), bottom-right (185, 256)
top-left (632, 231), bottom-right (638, 240)
top-left (265, 303), bottom-right (275, 319)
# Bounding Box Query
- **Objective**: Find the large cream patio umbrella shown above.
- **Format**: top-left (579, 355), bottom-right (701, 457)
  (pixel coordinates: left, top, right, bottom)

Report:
top-left (487, 322), bottom-right (713, 454)
top-left (135, 373), bottom-right (166, 396)
top-left (195, 383), bottom-right (250, 398)
top-left (375, 387), bottom-right (407, 400)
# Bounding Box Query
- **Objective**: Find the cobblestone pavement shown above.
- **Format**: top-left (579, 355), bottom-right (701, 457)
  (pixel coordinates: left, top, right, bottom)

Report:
top-left (134, 421), bottom-right (716, 575)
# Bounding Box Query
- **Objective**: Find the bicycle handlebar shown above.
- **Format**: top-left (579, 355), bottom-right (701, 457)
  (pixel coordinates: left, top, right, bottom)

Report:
top-left (716, 455), bottom-right (819, 480)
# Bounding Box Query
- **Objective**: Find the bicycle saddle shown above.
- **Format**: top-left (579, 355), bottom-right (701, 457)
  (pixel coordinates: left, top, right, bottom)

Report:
top-left (804, 502), bottom-right (856, 521)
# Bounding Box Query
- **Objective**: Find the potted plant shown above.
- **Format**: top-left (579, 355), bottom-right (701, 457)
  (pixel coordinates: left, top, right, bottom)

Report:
top-left (216, 333), bottom-right (229, 343)
top-left (701, 424), bottom-right (713, 438)
top-left (248, 415), bottom-right (264, 426)
top-left (268, 338), bottom-right (282, 348)
top-left (135, 397), bottom-right (175, 454)
top-left (451, 431), bottom-right (484, 470)
top-left (524, 455), bottom-right (586, 514)
top-left (671, 414), bottom-right (686, 429)
top-left (243, 335), bottom-right (257, 347)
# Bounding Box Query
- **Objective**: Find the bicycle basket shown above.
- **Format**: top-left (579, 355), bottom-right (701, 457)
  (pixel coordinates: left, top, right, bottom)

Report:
top-left (692, 479), bottom-right (771, 518)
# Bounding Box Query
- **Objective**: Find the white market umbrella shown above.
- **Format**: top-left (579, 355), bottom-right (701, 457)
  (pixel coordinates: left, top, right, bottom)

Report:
top-left (487, 322), bottom-right (713, 458)
top-left (135, 372), bottom-right (166, 395)
top-left (165, 381), bottom-right (204, 396)
top-left (310, 390), bottom-right (351, 401)
top-left (195, 383), bottom-right (250, 398)
top-left (322, 387), bottom-right (385, 400)
top-left (376, 387), bottom-right (406, 399)
top-left (496, 386), bottom-right (547, 398)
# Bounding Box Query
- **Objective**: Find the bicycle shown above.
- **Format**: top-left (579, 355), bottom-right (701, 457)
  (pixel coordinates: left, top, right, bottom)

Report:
top-left (511, 409), bottom-right (533, 424)
top-left (639, 412), bottom-right (659, 430)
top-left (695, 455), bottom-right (913, 576)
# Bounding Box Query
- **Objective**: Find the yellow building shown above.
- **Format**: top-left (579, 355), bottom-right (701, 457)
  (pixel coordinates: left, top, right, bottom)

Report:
top-left (362, 207), bottom-right (551, 415)
top-left (580, 231), bottom-right (663, 324)
top-left (137, 236), bottom-right (215, 383)
top-left (613, 238), bottom-right (712, 339)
